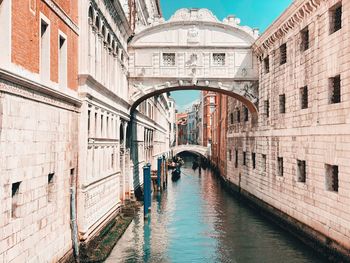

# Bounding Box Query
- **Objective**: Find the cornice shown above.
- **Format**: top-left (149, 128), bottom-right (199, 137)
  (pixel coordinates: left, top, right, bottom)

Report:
top-left (253, 0), bottom-right (323, 56)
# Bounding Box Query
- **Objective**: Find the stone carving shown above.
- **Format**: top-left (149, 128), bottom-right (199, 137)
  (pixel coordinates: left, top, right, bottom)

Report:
top-left (169, 8), bottom-right (219, 23)
top-left (187, 26), bottom-right (200, 44)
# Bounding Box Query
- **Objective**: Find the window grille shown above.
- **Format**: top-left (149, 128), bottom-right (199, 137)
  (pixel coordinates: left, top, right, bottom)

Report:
top-left (300, 86), bottom-right (308, 109)
top-left (330, 4), bottom-right (342, 34)
top-left (297, 160), bottom-right (306, 182)
top-left (230, 113), bottom-right (234, 124)
top-left (278, 157), bottom-right (283, 177)
top-left (325, 164), bottom-right (339, 192)
top-left (236, 109), bottom-right (240, 123)
top-left (243, 152), bottom-right (247, 166)
top-left (264, 56), bottom-right (270, 73)
top-left (213, 53), bottom-right (225, 66)
top-left (329, 75), bottom-right (341, 104)
top-left (163, 53), bottom-right (176, 66)
top-left (279, 94), bottom-right (286, 113)
top-left (264, 100), bottom-right (269, 117)
top-left (229, 150), bottom-right (232, 161)
top-left (300, 27), bottom-right (309, 51)
top-left (280, 43), bottom-right (287, 65)
top-left (235, 150), bottom-right (238, 168)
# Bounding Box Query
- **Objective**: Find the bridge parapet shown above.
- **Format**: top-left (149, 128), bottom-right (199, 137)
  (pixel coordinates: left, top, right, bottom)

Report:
top-left (171, 145), bottom-right (209, 158)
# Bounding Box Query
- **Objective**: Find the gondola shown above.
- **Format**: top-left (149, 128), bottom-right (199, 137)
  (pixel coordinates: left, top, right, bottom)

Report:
top-left (192, 161), bottom-right (199, 170)
top-left (171, 167), bottom-right (181, 181)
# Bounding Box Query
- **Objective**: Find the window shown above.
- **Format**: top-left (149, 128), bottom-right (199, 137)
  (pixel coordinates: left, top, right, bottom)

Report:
top-left (262, 154), bottom-right (267, 172)
top-left (243, 106), bottom-right (249, 122)
top-left (101, 115), bottom-right (103, 136)
top-left (12, 182), bottom-right (21, 218)
top-left (279, 94), bottom-right (286, 113)
top-left (163, 53), bottom-right (175, 66)
top-left (236, 109), bottom-right (240, 123)
top-left (280, 43), bottom-right (287, 65)
top-left (252, 152), bottom-right (256, 169)
top-left (111, 153), bottom-right (114, 168)
top-left (229, 150), bottom-right (232, 161)
top-left (230, 113), bottom-right (234, 124)
top-left (243, 152), bottom-right (247, 166)
top-left (300, 26), bottom-right (309, 51)
top-left (278, 157), bottom-right (283, 177)
top-left (300, 86), bottom-right (308, 109)
top-left (88, 110), bottom-right (91, 135)
top-left (40, 18), bottom-right (50, 81)
top-left (329, 75), bottom-right (341, 104)
top-left (264, 56), bottom-right (270, 73)
top-left (264, 100), bottom-right (269, 117)
top-left (48, 173), bottom-right (55, 202)
top-left (94, 112), bottom-right (98, 137)
top-left (213, 53), bottom-right (225, 66)
top-left (235, 149), bottom-right (238, 168)
top-left (297, 160), bottom-right (306, 182)
top-left (330, 3), bottom-right (342, 34)
top-left (325, 164), bottom-right (339, 192)
top-left (58, 34), bottom-right (67, 88)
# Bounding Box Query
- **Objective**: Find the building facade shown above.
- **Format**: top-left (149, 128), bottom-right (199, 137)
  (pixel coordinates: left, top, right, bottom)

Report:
top-left (221, 0), bottom-right (350, 256)
top-left (176, 112), bottom-right (188, 145)
top-left (187, 102), bottom-right (199, 144)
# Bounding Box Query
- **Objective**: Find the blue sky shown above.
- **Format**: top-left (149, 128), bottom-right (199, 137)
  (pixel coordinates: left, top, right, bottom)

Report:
top-left (160, 0), bottom-right (293, 111)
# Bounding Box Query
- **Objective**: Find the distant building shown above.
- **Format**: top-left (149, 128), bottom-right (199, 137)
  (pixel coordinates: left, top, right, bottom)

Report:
top-left (176, 112), bottom-right (188, 145)
top-left (187, 102), bottom-right (200, 144)
top-left (198, 91), bottom-right (216, 148)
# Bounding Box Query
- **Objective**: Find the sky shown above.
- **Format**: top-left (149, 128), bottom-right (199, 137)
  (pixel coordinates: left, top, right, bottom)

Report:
top-left (159, 0), bottom-right (293, 112)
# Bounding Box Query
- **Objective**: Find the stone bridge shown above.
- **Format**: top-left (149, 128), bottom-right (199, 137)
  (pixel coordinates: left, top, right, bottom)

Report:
top-left (171, 144), bottom-right (209, 158)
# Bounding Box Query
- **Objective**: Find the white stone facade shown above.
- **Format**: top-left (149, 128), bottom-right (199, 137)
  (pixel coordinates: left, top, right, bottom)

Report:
top-left (227, 0), bottom-right (350, 253)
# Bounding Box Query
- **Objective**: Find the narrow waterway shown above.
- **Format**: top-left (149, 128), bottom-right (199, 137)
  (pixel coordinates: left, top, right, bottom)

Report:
top-left (106, 158), bottom-right (327, 263)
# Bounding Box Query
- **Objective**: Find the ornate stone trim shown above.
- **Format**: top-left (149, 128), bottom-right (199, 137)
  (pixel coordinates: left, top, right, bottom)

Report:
top-left (254, 0), bottom-right (323, 55)
top-left (42, 0), bottom-right (79, 34)
top-left (0, 69), bottom-right (81, 112)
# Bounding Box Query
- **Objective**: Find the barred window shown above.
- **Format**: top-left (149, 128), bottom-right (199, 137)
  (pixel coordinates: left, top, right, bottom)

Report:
top-left (300, 86), bottom-right (308, 109)
top-left (229, 150), bottom-right (232, 161)
top-left (280, 43), bottom-right (287, 65)
top-left (243, 151), bottom-right (247, 166)
top-left (329, 75), bottom-right (341, 104)
top-left (301, 26), bottom-right (309, 51)
top-left (163, 53), bottom-right (176, 66)
top-left (213, 53), bottom-right (226, 66)
top-left (235, 149), bottom-right (238, 168)
top-left (236, 109), bottom-right (240, 123)
top-left (297, 160), bottom-right (306, 183)
top-left (264, 100), bottom-right (269, 117)
top-left (325, 164), bottom-right (339, 192)
top-left (279, 94), bottom-right (286, 113)
top-left (264, 56), bottom-right (270, 73)
top-left (330, 3), bottom-right (342, 34)
top-left (230, 113), bottom-right (234, 124)
top-left (278, 157), bottom-right (283, 177)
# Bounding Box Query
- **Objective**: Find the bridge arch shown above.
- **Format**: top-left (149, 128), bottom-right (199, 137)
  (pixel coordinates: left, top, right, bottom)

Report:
top-left (128, 8), bottom-right (260, 114)
top-left (172, 145), bottom-right (209, 158)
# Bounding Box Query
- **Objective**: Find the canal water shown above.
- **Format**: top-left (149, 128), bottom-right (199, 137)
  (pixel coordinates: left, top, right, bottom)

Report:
top-left (106, 158), bottom-right (327, 263)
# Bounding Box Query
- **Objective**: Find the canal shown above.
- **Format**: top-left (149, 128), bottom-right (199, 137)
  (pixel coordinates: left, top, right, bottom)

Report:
top-left (106, 157), bottom-right (327, 263)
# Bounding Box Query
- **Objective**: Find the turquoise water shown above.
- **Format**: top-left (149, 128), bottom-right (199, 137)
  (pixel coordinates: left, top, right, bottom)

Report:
top-left (106, 161), bottom-right (326, 263)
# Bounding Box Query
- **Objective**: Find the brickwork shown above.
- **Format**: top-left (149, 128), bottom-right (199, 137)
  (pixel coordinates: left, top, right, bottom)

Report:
top-left (225, 0), bottom-right (350, 252)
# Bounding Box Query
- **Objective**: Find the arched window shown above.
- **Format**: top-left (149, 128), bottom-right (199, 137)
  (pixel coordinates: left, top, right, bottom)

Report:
top-left (88, 6), bottom-right (94, 24)
top-left (95, 16), bottom-right (100, 31)
top-left (101, 25), bottom-right (106, 40)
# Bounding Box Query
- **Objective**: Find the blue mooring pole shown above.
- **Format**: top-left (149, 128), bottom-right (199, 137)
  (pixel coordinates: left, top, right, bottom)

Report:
top-left (157, 157), bottom-right (162, 191)
top-left (143, 164), bottom-right (151, 218)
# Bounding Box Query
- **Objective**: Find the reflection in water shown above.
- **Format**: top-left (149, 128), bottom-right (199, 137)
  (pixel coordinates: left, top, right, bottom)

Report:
top-left (106, 159), bottom-right (326, 263)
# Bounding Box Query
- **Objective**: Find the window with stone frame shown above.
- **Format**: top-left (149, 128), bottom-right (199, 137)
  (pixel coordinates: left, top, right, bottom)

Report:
top-left (264, 100), bottom-right (269, 117)
top-left (162, 53), bottom-right (176, 66)
top-left (277, 157), bottom-right (283, 177)
top-left (300, 26), bottom-right (309, 51)
top-left (12, 182), bottom-right (21, 218)
top-left (329, 75), bottom-right (341, 104)
top-left (243, 106), bottom-right (249, 122)
top-left (252, 152), bottom-right (256, 169)
top-left (264, 56), bottom-right (270, 73)
top-left (279, 94), bottom-right (286, 113)
top-left (297, 160), bottom-right (306, 183)
top-left (280, 43), bottom-right (287, 65)
top-left (229, 150), bottom-right (232, 161)
top-left (300, 86), bottom-right (308, 109)
top-left (236, 109), bottom-right (241, 123)
top-left (243, 151), bottom-right (247, 166)
top-left (235, 149), bottom-right (238, 168)
top-left (230, 113), bottom-right (234, 124)
top-left (40, 18), bottom-right (50, 81)
top-left (213, 53), bottom-right (226, 66)
top-left (325, 164), bottom-right (339, 192)
top-left (48, 173), bottom-right (55, 202)
top-left (262, 154), bottom-right (267, 172)
top-left (330, 3), bottom-right (342, 34)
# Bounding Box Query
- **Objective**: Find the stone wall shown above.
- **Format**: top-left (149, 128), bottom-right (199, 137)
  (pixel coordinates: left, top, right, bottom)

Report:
top-left (0, 79), bottom-right (79, 263)
top-left (225, 0), bottom-right (350, 254)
